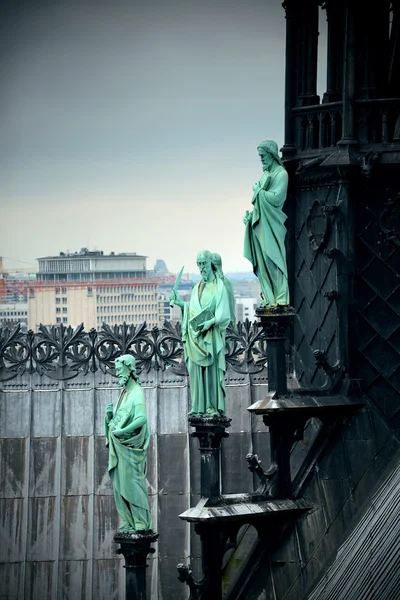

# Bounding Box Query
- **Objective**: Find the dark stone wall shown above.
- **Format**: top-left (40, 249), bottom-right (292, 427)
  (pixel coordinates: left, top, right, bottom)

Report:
top-left (238, 400), bottom-right (400, 600)
top-left (0, 366), bottom-right (269, 600)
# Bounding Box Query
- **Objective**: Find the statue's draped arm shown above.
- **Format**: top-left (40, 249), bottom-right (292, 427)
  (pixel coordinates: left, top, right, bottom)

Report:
top-left (245, 167), bottom-right (288, 278)
top-left (113, 402), bottom-right (146, 437)
top-left (252, 168), bottom-right (289, 228)
top-left (214, 281), bottom-right (231, 329)
top-left (105, 387), bottom-right (147, 442)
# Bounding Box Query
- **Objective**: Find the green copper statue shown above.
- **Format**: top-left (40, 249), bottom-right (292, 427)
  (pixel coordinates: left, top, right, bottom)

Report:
top-left (170, 250), bottom-right (231, 416)
top-left (105, 354), bottom-right (152, 532)
top-left (211, 252), bottom-right (236, 325)
top-left (243, 140), bottom-right (290, 307)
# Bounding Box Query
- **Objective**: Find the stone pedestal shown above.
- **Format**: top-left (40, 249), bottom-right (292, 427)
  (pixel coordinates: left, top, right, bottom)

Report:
top-left (255, 305), bottom-right (295, 395)
top-left (251, 306), bottom-right (364, 499)
top-left (114, 531), bottom-right (159, 600)
top-left (189, 414), bottom-right (232, 499)
top-left (177, 415), bottom-right (231, 599)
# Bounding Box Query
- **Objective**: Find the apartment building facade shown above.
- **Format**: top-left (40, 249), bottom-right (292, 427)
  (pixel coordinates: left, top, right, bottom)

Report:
top-left (0, 302), bottom-right (29, 332)
top-left (28, 249), bottom-right (160, 330)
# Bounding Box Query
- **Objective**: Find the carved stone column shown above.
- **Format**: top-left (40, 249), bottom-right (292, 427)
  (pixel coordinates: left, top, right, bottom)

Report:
top-left (114, 531), bottom-right (159, 600)
top-left (178, 416), bottom-right (232, 600)
top-left (261, 411), bottom-right (309, 498)
top-left (189, 415), bottom-right (231, 499)
top-left (297, 0), bottom-right (320, 107)
top-left (322, 0), bottom-right (345, 103)
top-left (359, 0), bottom-right (390, 98)
top-left (255, 306), bottom-right (295, 395)
top-left (251, 307), bottom-right (299, 499)
top-left (282, 0), bottom-right (301, 156)
top-left (389, 1), bottom-right (400, 96)
top-left (340, 0), bottom-right (358, 144)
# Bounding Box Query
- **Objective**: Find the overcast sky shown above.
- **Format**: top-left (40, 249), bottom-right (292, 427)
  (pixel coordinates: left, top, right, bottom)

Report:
top-left (0, 0), bottom-right (327, 275)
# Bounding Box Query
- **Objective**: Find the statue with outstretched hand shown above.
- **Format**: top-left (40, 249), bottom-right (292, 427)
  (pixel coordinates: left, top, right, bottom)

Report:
top-left (170, 250), bottom-right (231, 416)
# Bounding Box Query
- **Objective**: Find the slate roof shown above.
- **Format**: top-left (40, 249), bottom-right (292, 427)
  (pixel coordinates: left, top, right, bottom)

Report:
top-left (308, 449), bottom-right (400, 600)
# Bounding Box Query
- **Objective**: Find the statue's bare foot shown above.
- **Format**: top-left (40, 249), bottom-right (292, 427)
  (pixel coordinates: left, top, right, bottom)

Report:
top-left (206, 408), bottom-right (220, 416)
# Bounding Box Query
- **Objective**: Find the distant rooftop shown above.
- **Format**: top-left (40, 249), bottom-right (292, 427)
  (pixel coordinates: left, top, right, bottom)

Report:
top-left (37, 248), bottom-right (147, 260)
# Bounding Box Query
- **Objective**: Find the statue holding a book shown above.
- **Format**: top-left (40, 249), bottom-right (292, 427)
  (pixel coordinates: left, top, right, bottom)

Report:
top-left (170, 250), bottom-right (231, 416)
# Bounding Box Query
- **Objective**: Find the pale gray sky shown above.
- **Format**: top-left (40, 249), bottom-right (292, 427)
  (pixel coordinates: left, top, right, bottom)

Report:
top-left (0, 0), bottom-right (327, 274)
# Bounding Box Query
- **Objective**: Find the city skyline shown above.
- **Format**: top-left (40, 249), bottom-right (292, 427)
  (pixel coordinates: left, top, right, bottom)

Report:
top-left (1, 0), bottom-right (327, 274)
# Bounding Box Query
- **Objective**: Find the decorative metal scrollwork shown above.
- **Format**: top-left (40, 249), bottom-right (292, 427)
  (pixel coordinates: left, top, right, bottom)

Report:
top-left (33, 323), bottom-right (95, 380)
top-left (95, 322), bottom-right (153, 374)
top-left (0, 319), bottom-right (269, 382)
top-left (225, 319), bottom-right (268, 374)
top-left (0, 325), bottom-right (33, 381)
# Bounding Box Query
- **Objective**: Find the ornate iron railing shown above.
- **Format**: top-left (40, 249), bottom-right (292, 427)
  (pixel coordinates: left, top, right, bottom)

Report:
top-left (0, 320), bottom-right (268, 382)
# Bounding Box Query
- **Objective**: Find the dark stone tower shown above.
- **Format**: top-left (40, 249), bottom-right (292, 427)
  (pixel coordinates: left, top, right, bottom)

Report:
top-left (282, 0), bottom-right (400, 418)
top-left (230, 2), bottom-right (400, 598)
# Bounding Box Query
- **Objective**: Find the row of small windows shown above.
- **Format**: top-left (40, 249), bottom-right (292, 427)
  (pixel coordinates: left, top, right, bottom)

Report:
top-left (55, 298), bottom-right (68, 304)
top-left (96, 285), bottom-right (156, 294)
top-left (97, 294), bottom-right (156, 303)
top-left (52, 287), bottom-right (154, 297)
top-left (42, 259), bottom-right (90, 273)
top-left (56, 308), bottom-right (68, 314)
top-left (54, 287), bottom-right (92, 294)
top-left (56, 317), bottom-right (68, 323)
top-left (0, 311), bottom-right (28, 316)
top-left (97, 315), bottom-right (157, 324)
top-left (96, 304), bottom-right (157, 313)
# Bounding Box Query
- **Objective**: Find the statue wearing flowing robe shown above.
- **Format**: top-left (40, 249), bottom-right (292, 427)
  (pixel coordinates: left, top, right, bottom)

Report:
top-left (105, 354), bottom-right (152, 532)
top-left (243, 140), bottom-right (290, 307)
top-left (170, 250), bottom-right (231, 416)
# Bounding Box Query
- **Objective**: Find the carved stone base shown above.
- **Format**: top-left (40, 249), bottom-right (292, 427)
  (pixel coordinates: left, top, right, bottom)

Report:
top-left (114, 531), bottom-right (159, 600)
top-left (114, 530), bottom-right (158, 543)
top-left (255, 305), bottom-right (295, 337)
top-left (188, 414), bottom-right (232, 428)
top-left (255, 304), bottom-right (295, 316)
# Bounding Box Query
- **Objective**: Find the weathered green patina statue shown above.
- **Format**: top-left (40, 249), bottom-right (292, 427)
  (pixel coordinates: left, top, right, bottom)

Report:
top-left (211, 252), bottom-right (236, 325)
top-left (105, 354), bottom-right (152, 532)
top-left (243, 140), bottom-right (290, 307)
top-left (170, 250), bottom-right (231, 416)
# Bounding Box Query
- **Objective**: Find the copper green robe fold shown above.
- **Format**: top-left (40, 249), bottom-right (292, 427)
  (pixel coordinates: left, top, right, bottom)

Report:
top-left (244, 166), bottom-right (290, 306)
top-left (182, 278), bottom-right (231, 415)
top-left (105, 386), bottom-right (152, 532)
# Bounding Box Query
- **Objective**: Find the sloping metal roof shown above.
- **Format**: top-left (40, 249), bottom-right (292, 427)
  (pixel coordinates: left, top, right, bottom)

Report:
top-left (308, 450), bottom-right (400, 600)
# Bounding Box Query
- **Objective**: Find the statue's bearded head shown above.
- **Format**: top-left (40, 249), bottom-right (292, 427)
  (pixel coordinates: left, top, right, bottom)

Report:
top-left (197, 250), bottom-right (214, 282)
top-left (257, 140), bottom-right (283, 171)
top-left (258, 150), bottom-right (274, 171)
top-left (114, 354), bottom-right (138, 387)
